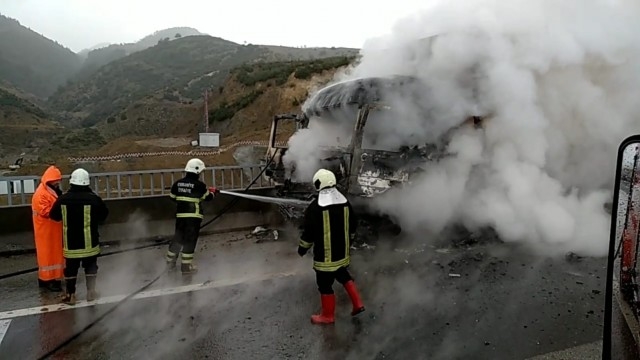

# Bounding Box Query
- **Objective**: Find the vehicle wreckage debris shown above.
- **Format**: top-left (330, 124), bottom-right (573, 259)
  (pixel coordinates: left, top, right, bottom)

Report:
top-left (352, 243), bottom-right (375, 251)
top-left (246, 226), bottom-right (280, 243)
top-left (564, 252), bottom-right (584, 263)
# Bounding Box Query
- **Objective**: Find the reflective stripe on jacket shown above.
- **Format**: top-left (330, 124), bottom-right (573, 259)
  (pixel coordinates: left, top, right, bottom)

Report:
top-left (298, 195), bottom-right (358, 272)
top-left (50, 185), bottom-right (109, 259)
top-left (169, 173), bottom-right (214, 219)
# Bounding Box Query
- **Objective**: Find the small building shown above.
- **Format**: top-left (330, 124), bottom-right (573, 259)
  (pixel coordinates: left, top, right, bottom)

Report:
top-left (198, 133), bottom-right (220, 147)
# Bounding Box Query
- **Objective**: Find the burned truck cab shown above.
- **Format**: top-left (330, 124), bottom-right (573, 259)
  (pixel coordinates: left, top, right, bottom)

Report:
top-left (295, 76), bottom-right (453, 199)
top-left (262, 75), bottom-right (485, 236)
top-left (262, 113), bottom-right (347, 198)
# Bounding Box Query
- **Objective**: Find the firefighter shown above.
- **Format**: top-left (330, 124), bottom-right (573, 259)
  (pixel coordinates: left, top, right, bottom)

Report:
top-left (50, 168), bottom-right (109, 305)
top-left (165, 158), bottom-right (219, 274)
top-left (31, 165), bottom-right (65, 292)
top-left (297, 168), bottom-right (365, 324)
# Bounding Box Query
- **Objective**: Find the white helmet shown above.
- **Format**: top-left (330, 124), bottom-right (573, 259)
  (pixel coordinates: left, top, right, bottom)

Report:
top-left (312, 169), bottom-right (336, 191)
top-left (70, 168), bottom-right (90, 186)
top-left (185, 158), bottom-right (205, 174)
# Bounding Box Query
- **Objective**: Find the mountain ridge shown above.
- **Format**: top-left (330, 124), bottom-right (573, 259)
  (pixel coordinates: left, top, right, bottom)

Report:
top-left (76, 27), bottom-right (206, 78)
top-left (0, 14), bottom-right (83, 98)
top-left (0, 15), bottom-right (359, 172)
top-left (48, 35), bottom-right (357, 128)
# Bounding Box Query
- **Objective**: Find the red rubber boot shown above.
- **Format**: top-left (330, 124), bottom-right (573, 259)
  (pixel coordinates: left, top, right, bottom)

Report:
top-left (344, 280), bottom-right (365, 316)
top-left (310, 294), bottom-right (335, 324)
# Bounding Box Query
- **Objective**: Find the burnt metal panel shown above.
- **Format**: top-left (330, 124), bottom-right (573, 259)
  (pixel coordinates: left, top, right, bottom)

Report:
top-left (302, 76), bottom-right (423, 118)
top-left (351, 150), bottom-right (410, 197)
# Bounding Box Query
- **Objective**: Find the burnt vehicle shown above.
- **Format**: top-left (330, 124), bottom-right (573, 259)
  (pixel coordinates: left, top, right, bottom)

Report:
top-left (262, 75), bottom-right (486, 240)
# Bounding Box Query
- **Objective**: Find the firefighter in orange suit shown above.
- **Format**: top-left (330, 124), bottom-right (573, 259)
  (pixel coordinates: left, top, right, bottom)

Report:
top-left (31, 165), bottom-right (64, 292)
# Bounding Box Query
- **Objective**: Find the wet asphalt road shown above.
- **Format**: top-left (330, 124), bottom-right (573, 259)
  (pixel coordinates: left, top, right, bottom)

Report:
top-left (0, 230), bottom-right (607, 360)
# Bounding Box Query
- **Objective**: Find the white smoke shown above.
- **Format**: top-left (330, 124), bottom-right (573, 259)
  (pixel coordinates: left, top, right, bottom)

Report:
top-left (283, 115), bottom-right (352, 181)
top-left (284, 0), bottom-right (640, 256)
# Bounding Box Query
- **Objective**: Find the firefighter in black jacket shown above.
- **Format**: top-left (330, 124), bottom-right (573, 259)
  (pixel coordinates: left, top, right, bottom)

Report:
top-left (50, 168), bottom-right (109, 305)
top-left (166, 158), bottom-right (218, 274)
top-left (298, 168), bottom-right (365, 324)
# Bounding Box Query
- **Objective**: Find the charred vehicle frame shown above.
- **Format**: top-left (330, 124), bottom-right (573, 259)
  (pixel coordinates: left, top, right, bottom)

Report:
top-left (262, 75), bottom-right (485, 241)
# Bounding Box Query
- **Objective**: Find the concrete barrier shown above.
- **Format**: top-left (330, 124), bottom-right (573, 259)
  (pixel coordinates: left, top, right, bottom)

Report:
top-left (0, 189), bottom-right (283, 255)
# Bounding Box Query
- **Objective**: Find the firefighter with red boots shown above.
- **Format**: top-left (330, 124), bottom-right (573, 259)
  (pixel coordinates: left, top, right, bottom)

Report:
top-left (166, 158), bottom-right (219, 274)
top-left (298, 168), bottom-right (365, 324)
top-left (50, 168), bottom-right (109, 305)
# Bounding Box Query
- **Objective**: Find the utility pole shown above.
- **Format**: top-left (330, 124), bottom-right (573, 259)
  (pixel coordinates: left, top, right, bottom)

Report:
top-left (204, 89), bottom-right (209, 133)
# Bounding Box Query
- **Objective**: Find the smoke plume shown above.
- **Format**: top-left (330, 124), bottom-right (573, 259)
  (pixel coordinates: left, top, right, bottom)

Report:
top-left (284, 0), bottom-right (640, 256)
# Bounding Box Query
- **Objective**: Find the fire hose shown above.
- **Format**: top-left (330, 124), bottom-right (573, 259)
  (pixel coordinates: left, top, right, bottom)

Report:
top-left (30, 152), bottom-right (279, 359)
top-left (218, 190), bottom-right (310, 207)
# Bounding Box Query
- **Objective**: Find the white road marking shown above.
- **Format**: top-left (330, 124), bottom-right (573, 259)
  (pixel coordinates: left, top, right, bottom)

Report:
top-left (0, 271), bottom-right (298, 320)
top-left (0, 320), bottom-right (10, 346)
top-left (524, 340), bottom-right (602, 360)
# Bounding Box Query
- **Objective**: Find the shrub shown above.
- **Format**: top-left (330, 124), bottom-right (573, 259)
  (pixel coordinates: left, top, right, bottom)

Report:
top-left (231, 56), bottom-right (355, 86)
top-left (208, 90), bottom-right (263, 123)
top-left (51, 128), bottom-right (106, 149)
top-left (0, 89), bottom-right (48, 118)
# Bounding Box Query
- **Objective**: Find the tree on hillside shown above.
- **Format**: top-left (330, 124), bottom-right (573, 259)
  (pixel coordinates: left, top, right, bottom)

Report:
top-left (175, 33), bottom-right (182, 38)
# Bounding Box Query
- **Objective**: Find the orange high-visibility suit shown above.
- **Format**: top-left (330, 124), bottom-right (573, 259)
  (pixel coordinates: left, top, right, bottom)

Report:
top-left (31, 166), bottom-right (64, 283)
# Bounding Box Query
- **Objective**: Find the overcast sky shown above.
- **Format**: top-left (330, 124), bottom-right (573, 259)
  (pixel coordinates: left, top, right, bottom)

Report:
top-left (0, 0), bottom-right (435, 53)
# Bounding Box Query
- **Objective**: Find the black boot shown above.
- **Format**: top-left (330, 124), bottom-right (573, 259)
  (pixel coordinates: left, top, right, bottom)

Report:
top-left (39, 279), bottom-right (62, 292)
top-left (65, 276), bottom-right (77, 299)
top-left (48, 280), bottom-right (63, 292)
top-left (180, 252), bottom-right (197, 274)
top-left (60, 292), bottom-right (76, 305)
top-left (181, 262), bottom-right (198, 274)
top-left (166, 251), bottom-right (178, 272)
top-left (86, 275), bottom-right (99, 301)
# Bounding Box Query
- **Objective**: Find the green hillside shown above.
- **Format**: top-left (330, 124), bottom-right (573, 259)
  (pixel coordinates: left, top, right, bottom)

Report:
top-left (0, 14), bottom-right (82, 98)
top-left (48, 35), bottom-right (358, 128)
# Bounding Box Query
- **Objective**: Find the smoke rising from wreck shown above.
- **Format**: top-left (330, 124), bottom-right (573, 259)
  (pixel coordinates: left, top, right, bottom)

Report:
top-left (284, 0), bottom-right (640, 256)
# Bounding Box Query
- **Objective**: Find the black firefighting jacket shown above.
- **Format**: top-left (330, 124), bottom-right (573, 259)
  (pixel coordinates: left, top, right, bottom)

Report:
top-left (298, 189), bottom-right (357, 272)
top-left (50, 185), bottom-right (109, 259)
top-left (169, 172), bottom-right (214, 219)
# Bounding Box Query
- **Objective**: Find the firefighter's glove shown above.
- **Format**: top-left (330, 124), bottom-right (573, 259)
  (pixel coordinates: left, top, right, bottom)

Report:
top-left (208, 187), bottom-right (220, 194)
top-left (297, 246), bottom-right (308, 257)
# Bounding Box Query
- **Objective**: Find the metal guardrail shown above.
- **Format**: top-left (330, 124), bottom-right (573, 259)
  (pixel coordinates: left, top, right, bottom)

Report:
top-left (0, 164), bottom-right (273, 208)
